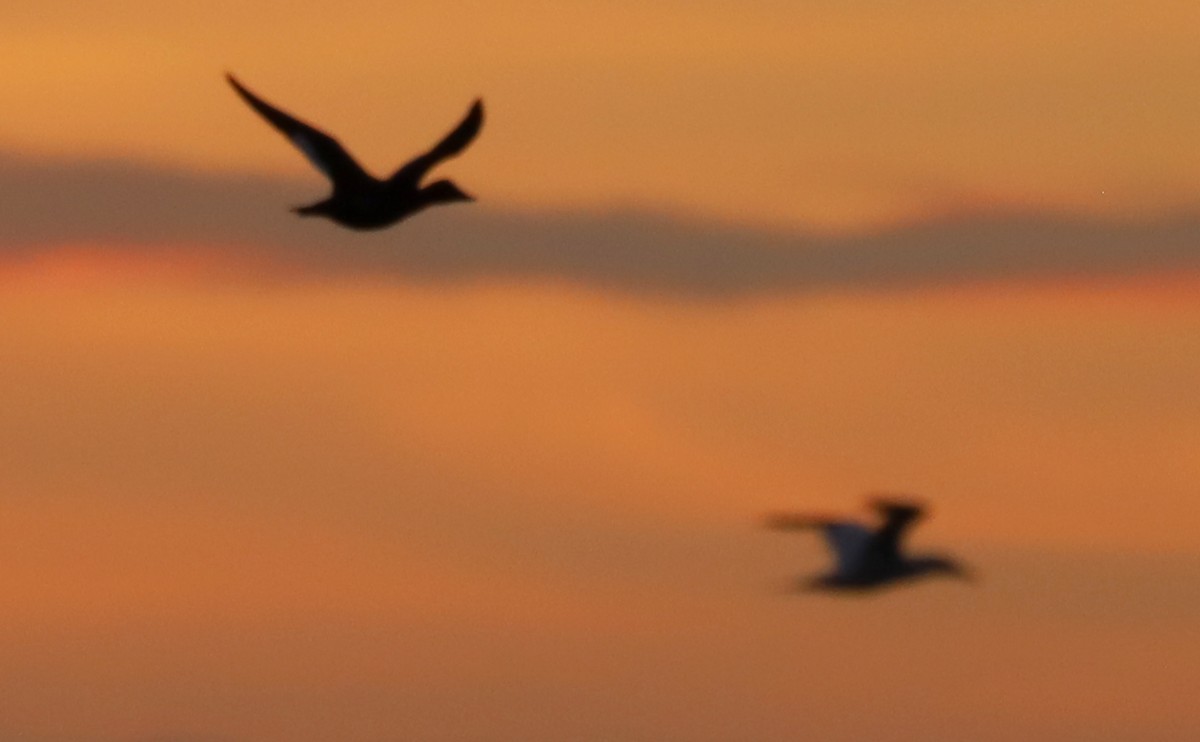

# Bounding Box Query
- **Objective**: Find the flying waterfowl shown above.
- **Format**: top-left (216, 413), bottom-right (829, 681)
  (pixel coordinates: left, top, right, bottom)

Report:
top-left (226, 73), bottom-right (484, 230)
top-left (765, 496), bottom-right (970, 591)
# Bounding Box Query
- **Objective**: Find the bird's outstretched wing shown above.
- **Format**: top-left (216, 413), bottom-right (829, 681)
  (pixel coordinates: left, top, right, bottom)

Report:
top-left (226, 74), bottom-right (371, 188)
top-left (765, 512), bottom-right (873, 578)
top-left (389, 99), bottom-right (484, 188)
top-left (865, 496), bottom-right (925, 563)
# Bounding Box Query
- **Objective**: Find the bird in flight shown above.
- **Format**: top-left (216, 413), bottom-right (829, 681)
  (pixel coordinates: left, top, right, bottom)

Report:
top-left (765, 496), bottom-right (970, 592)
top-left (226, 73), bottom-right (484, 230)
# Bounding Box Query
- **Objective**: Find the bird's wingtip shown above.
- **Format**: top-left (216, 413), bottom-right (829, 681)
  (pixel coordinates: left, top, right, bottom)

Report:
top-left (866, 493), bottom-right (925, 514)
top-left (225, 72), bottom-right (247, 93)
top-left (762, 511), bottom-right (830, 531)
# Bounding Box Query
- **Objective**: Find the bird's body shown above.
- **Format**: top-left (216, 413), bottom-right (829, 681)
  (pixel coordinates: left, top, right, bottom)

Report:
top-left (766, 497), bottom-right (968, 592)
top-left (226, 74), bottom-right (483, 230)
top-left (291, 180), bottom-right (467, 230)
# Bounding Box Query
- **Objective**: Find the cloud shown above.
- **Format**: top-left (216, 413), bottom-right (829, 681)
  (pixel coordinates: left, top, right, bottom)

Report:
top-left (4, 151), bottom-right (1200, 297)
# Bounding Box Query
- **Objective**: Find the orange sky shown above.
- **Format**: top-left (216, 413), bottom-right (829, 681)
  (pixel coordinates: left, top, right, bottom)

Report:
top-left (3, 0), bottom-right (1200, 228)
top-left (2, 2), bottom-right (1200, 740)
top-left (0, 267), bottom-right (1198, 741)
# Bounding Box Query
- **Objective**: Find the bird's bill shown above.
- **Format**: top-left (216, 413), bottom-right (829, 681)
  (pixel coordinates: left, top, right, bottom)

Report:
top-left (950, 563), bottom-right (978, 583)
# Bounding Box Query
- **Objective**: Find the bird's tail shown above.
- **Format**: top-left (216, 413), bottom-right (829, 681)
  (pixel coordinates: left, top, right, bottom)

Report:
top-left (292, 201), bottom-right (329, 217)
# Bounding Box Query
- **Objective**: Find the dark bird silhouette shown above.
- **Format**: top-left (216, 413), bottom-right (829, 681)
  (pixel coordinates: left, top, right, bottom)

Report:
top-left (765, 496), bottom-right (970, 592)
top-left (226, 73), bottom-right (483, 230)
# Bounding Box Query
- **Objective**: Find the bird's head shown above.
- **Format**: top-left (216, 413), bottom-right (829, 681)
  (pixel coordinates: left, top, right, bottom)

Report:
top-left (420, 179), bottom-right (475, 205)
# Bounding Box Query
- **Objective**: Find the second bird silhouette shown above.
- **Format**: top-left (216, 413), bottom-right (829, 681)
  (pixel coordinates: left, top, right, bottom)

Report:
top-left (765, 497), bottom-right (971, 592)
top-left (227, 74), bottom-right (484, 230)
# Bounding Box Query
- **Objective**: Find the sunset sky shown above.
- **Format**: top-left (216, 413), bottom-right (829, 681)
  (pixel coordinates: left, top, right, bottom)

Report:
top-left (2, 2), bottom-right (1200, 741)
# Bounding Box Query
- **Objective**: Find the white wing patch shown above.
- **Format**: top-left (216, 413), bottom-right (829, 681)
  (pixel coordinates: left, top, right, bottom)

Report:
top-left (290, 132), bottom-right (333, 179)
top-left (820, 523), bottom-right (873, 577)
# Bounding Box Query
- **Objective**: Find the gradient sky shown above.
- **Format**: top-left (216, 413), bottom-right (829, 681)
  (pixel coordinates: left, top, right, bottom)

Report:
top-left (2, 2), bottom-right (1200, 741)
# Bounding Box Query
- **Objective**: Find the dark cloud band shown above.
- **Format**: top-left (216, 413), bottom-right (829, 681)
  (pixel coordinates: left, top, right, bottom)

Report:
top-left (3, 152), bottom-right (1199, 297)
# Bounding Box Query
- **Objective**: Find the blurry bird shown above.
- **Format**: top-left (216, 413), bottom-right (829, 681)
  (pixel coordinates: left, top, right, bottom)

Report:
top-left (226, 73), bottom-right (483, 230)
top-left (765, 496), bottom-right (970, 592)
